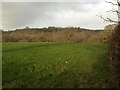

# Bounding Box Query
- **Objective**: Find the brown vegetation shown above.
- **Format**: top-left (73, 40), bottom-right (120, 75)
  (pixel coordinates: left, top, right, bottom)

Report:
top-left (2, 26), bottom-right (111, 43)
top-left (0, 30), bottom-right (2, 42)
top-left (107, 23), bottom-right (120, 87)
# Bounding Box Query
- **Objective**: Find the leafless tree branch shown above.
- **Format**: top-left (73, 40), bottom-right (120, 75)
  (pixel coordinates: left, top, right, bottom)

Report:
top-left (107, 9), bottom-right (120, 18)
top-left (98, 14), bottom-right (118, 23)
top-left (105, 0), bottom-right (118, 6)
top-left (98, 0), bottom-right (120, 24)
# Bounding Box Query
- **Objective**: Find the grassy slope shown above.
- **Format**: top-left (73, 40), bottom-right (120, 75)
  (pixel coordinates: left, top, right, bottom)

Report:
top-left (2, 42), bottom-right (112, 88)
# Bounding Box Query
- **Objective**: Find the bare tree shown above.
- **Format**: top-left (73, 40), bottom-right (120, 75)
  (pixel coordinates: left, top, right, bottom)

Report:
top-left (99, 0), bottom-right (120, 24)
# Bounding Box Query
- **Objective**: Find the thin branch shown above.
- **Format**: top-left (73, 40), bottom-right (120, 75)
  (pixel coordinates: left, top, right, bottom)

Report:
top-left (105, 1), bottom-right (118, 6)
top-left (117, 0), bottom-right (120, 6)
top-left (106, 17), bottom-right (118, 22)
top-left (98, 14), bottom-right (118, 23)
top-left (107, 9), bottom-right (120, 18)
top-left (98, 0), bottom-right (120, 24)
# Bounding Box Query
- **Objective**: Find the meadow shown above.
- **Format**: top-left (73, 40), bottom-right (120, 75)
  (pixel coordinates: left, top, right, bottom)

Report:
top-left (2, 42), bottom-right (113, 88)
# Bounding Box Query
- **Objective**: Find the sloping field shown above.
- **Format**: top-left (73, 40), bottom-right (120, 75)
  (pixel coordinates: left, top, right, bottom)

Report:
top-left (2, 42), bottom-right (113, 88)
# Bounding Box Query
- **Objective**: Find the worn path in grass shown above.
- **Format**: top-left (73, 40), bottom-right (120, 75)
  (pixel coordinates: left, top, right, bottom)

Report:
top-left (2, 42), bottom-right (113, 88)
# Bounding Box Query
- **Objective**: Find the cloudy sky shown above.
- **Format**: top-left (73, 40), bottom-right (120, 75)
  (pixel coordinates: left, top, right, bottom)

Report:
top-left (1, 0), bottom-right (118, 30)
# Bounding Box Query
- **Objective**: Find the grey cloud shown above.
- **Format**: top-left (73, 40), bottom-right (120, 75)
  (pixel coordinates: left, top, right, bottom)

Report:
top-left (2, 0), bottom-right (111, 30)
top-left (2, 2), bottom-right (46, 29)
top-left (0, 2), bottom-right (2, 29)
top-left (2, 0), bottom-right (104, 2)
top-left (2, 2), bottom-right (89, 29)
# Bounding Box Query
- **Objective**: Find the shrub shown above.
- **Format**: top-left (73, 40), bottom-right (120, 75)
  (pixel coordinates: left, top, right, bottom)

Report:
top-left (107, 23), bottom-right (120, 87)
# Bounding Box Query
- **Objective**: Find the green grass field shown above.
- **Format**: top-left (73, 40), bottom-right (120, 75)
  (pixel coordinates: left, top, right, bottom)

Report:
top-left (2, 42), bottom-right (113, 88)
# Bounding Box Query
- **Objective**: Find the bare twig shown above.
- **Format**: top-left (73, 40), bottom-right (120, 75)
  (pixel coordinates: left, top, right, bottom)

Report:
top-left (98, 14), bottom-right (118, 23)
top-left (117, 0), bottom-right (120, 6)
top-left (107, 9), bottom-right (120, 18)
top-left (98, 0), bottom-right (120, 23)
top-left (105, 0), bottom-right (118, 6)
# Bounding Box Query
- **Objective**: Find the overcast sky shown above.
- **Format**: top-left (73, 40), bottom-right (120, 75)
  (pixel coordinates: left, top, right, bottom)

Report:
top-left (1, 0), bottom-right (118, 30)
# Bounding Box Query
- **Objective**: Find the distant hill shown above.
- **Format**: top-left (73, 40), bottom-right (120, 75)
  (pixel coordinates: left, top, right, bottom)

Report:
top-left (2, 25), bottom-right (116, 43)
